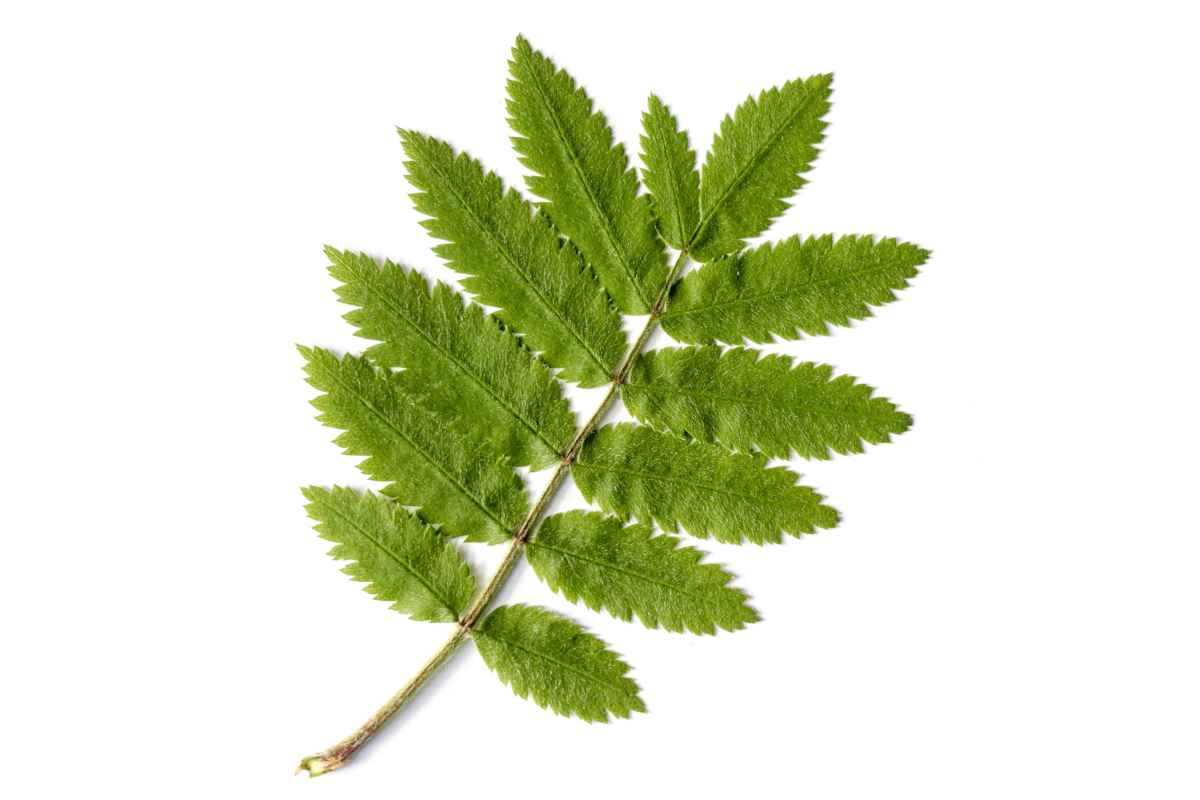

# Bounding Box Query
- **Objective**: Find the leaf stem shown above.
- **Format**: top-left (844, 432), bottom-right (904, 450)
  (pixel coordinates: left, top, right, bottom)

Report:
top-left (295, 624), bottom-right (468, 777)
top-left (297, 249), bottom-right (691, 776)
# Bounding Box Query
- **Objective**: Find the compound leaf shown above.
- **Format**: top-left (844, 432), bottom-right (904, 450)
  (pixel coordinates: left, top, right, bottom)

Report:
top-left (327, 247), bottom-right (575, 470)
top-left (640, 94), bottom-right (700, 251)
top-left (508, 35), bottom-right (666, 313)
top-left (300, 346), bottom-right (527, 543)
top-left (528, 510), bottom-right (758, 634)
top-left (690, 74), bottom-right (833, 261)
top-left (297, 38), bottom-right (930, 762)
top-left (302, 486), bottom-right (475, 623)
top-left (399, 130), bottom-right (626, 386)
top-left (573, 423), bottom-right (838, 545)
top-left (662, 234), bottom-right (928, 344)
top-left (624, 346), bottom-right (911, 459)
top-left (474, 604), bottom-right (645, 722)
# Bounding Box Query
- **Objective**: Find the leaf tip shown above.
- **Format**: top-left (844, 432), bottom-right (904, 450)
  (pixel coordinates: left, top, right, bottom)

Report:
top-left (512, 33), bottom-right (533, 58)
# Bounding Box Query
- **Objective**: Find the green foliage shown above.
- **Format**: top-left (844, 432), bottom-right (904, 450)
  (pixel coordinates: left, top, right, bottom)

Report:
top-left (302, 486), bottom-right (475, 623)
top-left (528, 511), bottom-right (758, 634)
top-left (573, 423), bottom-right (839, 545)
top-left (624, 346), bottom-right (911, 460)
top-left (640, 95), bottom-right (700, 252)
top-left (474, 604), bottom-right (645, 722)
top-left (663, 234), bottom-right (928, 344)
top-left (399, 130), bottom-right (626, 386)
top-left (327, 247), bottom-right (574, 470)
top-left (690, 75), bottom-right (833, 261)
top-left (297, 35), bottom-right (927, 766)
top-left (508, 36), bottom-right (666, 313)
top-left (299, 346), bottom-right (527, 543)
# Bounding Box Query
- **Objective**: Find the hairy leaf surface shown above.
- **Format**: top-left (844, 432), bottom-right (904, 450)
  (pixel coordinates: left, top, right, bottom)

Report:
top-left (300, 346), bottom-right (527, 543)
top-left (400, 130), bottom-right (626, 386)
top-left (302, 486), bottom-right (475, 623)
top-left (640, 94), bottom-right (700, 251)
top-left (327, 247), bottom-right (574, 470)
top-left (528, 511), bottom-right (758, 634)
top-left (508, 36), bottom-right (666, 313)
top-left (474, 604), bottom-right (645, 722)
top-left (573, 423), bottom-right (839, 545)
top-left (625, 346), bottom-right (911, 459)
top-left (662, 234), bottom-right (928, 344)
top-left (691, 75), bottom-right (833, 261)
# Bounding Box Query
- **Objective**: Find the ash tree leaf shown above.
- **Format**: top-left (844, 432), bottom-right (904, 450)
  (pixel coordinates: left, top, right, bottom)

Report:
top-left (662, 234), bottom-right (929, 344)
top-left (624, 346), bottom-right (912, 460)
top-left (302, 486), bottom-right (475, 623)
top-left (690, 74), bottom-right (833, 261)
top-left (474, 604), bottom-right (645, 722)
top-left (508, 35), bottom-right (667, 313)
top-left (640, 94), bottom-right (700, 251)
top-left (399, 130), bottom-right (626, 387)
top-left (527, 511), bottom-right (758, 634)
top-left (326, 247), bottom-right (575, 470)
top-left (573, 423), bottom-right (838, 545)
top-left (299, 346), bottom-right (527, 544)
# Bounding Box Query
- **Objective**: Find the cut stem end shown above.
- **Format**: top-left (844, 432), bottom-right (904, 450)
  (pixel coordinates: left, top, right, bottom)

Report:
top-left (296, 750), bottom-right (351, 778)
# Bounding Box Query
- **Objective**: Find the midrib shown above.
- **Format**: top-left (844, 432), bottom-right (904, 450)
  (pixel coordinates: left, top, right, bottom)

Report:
top-left (324, 501), bottom-right (458, 618)
top-left (362, 270), bottom-right (562, 457)
top-left (525, 65), bottom-right (651, 310)
top-left (420, 155), bottom-right (613, 375)
top-left (329, 371), bottom-right (512, 533)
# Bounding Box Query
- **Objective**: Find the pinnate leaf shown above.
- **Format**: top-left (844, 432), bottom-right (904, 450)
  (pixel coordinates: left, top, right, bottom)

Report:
top-left (302, 486), bottom-right (475, 623)
top-left (327, 247), bottom-right (574, 470)
top-left (624, 346), bottom-right (911, 459)
top-left (296, 39), bottom-right (930, 758)
top-left (691, 74), bottom-right (832, 261)
top-left (508, 36), bottom-right (666, 313)
top-left (528, 511), bottom-right (758, 634)
top-left (640, 94), bottom-right (700, 251)
top-left (573, 423), bottom-right (838, 545)
top-left (474, 604), bottom-right (645, 722)
top-left (662, 234), bottom-right (928, 344)
top-left (399, 130), bottom-right (626, 386)
top-left (299, 346), bottom-right (527, 543)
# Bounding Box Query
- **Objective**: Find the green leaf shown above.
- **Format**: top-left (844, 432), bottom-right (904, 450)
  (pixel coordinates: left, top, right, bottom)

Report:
top-left (624, 346), bottom-right (911, 460)
top-left (690, 74), bottom-right (833, 261)
top-left (573, 423), bottom-right (838, 545)
top-left (640, 94), bottom-right (700, 251)
top-left (508, 35), bottom-right (666, 313)
top-left (399, 130), bottom-right (626, 387)
top-left (299, 346), bottom-right (527, 543)
top-left (302, 486), bottom-right (475, 623)
top-left (662, 235), bottom-right (928, 344)
top-left (326, 247), bottom-right (575, 470)
top-left (528, 511), bottom-right (758, 634)
top-left (474, 604), bottom-right (645, 722)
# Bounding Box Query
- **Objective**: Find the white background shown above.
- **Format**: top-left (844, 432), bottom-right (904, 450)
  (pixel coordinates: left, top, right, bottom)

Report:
top-left (2, 1), bottom-right (1197, 797)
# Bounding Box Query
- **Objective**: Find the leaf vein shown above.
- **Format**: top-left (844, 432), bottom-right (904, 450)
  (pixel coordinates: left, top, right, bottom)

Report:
top-left (692, 91), bottom-right (821, 248)
top-left (323, 501), bottom-right (459, 617)
top-left (662, 261), bottom-right (901, 320)
top-left (325, 370), bottom-right (510, 531)
top-left (524, 67), bottom-right (650, 308)
top-left (572, 461), bottom-right (772, 503)
top-left (418, 154), bottom-right (613, 372)
top-left (362, 276), bottom-right (561, 456)
top-left (529, 539), bottom-right (707, 603)
top-left (476, 628), bottom-right (629, 693)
